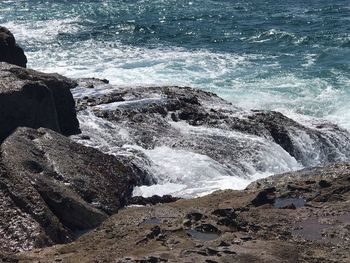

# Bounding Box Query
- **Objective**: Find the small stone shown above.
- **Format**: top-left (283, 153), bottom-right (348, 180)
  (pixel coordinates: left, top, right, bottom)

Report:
top-left (218, 241), bottom-right (230, 247)
top-left (195, 224), bottom-right (219, 233)
top-left (186, 212), bottom-right (205, 222)
top-left (240, 236), bottom-right (253, 241)
top-left (319, 180), bottom-right (332, 188)
top-left (251, 189), bottom-right (276, 207)
top-left (146, 226), bottom-right (161, 239)
top-left (212, 208), bottom-right (235, 218)
top-left (280, 203), bottom-right (296, 210)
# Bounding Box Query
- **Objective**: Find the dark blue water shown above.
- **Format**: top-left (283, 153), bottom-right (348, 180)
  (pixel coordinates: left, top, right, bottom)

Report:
top-left (1, 0), bottom-right (350, 128)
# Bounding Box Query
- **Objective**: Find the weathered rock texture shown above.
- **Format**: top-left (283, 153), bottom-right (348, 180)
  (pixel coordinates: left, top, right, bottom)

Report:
top-left (0, 27), bottom-right (27, 67)
top-left (14, 162), bottom-right (350, 263)
top-left (0, 63), bottom-right (80, 141)
top-left (0, 127), bottom-right (147, 253)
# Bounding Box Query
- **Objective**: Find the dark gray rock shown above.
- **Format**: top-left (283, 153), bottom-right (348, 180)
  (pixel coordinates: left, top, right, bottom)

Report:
top-left (0, 63), bottom-right (80, 141)
top-left (75, 84), bottom-right (350, 177)
top-left (246, 111), bottom-right (350, 166)
top-left (0, 27), bottom-right (27, 67)
top-left (128, 195), bottom-right (181, 206)
top-left (0, 127), bottom-right (148, 252)
top-left (250, 187), bottom-right (276, 207)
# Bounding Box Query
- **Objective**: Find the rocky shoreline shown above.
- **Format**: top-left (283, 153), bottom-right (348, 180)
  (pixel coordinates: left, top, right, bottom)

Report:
top-left (10, 163), bottom-right (350, 263)
top-left (0, 27), bottom-right (349, 262)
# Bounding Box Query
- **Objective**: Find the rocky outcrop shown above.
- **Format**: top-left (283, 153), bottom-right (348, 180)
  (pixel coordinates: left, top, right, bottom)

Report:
top-left (246, 111), bottom-right (350, 167)
top-left (16, 162), bottom-right (350, 262)
top-left (0, 27), bottom-right (27, 67)
top-left (0, 127), bottom-right (149, 253)
top-left (0, 63), bottom-right (80, 141)
top-left (74, 84), bottom-right (350, 178)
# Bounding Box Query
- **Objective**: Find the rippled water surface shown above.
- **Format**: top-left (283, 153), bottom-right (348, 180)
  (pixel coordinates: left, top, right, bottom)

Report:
top-left (1, 0), bottom-right (349, 128)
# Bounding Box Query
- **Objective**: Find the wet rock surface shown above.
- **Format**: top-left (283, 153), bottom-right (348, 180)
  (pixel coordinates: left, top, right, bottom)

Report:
top-left (74, 83), bottom-right (350, 179)
top-left (0, 63), bottom-right (80, 141)
top-left (15, 162), bottom-right (350, 262)
top-left (0, 127), bottom-right (148, 253)
top-left (0, 27), bottom-right (27, 68)
top-left (128, 195), bottom-right (182, 206)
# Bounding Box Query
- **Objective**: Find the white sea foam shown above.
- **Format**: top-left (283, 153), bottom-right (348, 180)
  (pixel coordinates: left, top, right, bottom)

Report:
top-left (3, 18), bottom-right (82, 43)
top-left (72, 102), bottom-right (350, 198)
top-left (131, 146), bottom-right (245, 197)
top-left (28, 42), bottom-right (250, 90)
top-left (131, 145), bottom-right (291, 198)
top-left (72, 110), bottom-right (134, 155)
top-left (170, 121), bottom-right (301, 173)
top-left (131, 123), bottom-right (301, 197)
top-left (72, 109), bottom-right (302, 197)
top-left (247, 29), bottom-right (299, 44)
top-left (327, 107), bottom-right (350, 131)
top-left (302, 53), bottom-right (317, 68)
top-left (5, 20), bottom-right (350, 133)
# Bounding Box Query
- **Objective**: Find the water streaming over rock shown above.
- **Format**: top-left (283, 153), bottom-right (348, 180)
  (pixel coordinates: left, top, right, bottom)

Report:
top-left (3, 0), bottom-right (350, 197)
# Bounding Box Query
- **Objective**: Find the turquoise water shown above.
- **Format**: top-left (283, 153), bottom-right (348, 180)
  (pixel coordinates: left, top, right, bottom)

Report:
top-left (1, 0), bottom-right (350, 128)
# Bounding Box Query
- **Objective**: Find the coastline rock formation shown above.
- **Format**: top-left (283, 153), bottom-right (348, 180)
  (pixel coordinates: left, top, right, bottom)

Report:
top-left (75, 84), bottom-right (350, 177)
top-left (0, 27), bottom-right (350, 263)
top-left (0, 27), bottom-right (27, 67)
top-left (0, 63), bottom-right (80, 141)
top-left (15, 163), bottom-right (350, 262)
top-left (0, 127), bottom-right (147, 253)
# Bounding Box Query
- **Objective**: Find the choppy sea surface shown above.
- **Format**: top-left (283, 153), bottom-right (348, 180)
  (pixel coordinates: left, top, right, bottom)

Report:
top-left (2, 0), bottom-right (350, 197)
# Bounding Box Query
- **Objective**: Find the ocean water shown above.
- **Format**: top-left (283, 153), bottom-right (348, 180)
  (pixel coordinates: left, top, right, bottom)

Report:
top-left (2, 0), bottom-right (350, 197)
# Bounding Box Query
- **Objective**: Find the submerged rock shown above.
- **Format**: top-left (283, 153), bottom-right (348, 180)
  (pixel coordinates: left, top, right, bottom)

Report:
top-left (74, 84), bottom-right (350, 183)
top-left (0, 127), bottom-right (147, 253)
top-left (0, 27), bottom-right (27, 67)
top-left (0, 63), bottom-right (80, 141)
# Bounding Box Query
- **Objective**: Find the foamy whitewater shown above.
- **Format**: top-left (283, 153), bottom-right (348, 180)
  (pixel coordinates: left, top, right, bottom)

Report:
top-left (2, 0), bottom-right (349, 197)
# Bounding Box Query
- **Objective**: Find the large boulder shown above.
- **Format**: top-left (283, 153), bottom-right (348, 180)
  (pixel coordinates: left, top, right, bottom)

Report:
top-left (0, 127), bottom-right (147, 253)
top-left (0, 63), bottom-right (80, 141)
top-left (0, 27), bottom-right (27, 67)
